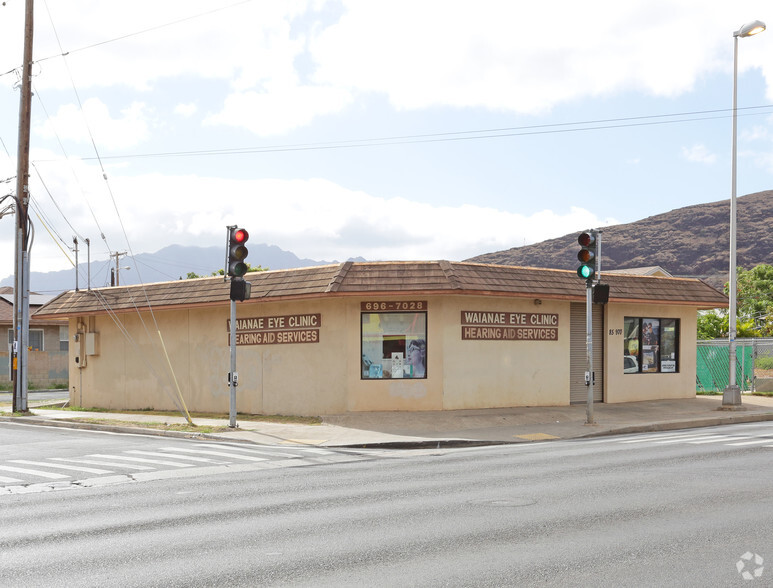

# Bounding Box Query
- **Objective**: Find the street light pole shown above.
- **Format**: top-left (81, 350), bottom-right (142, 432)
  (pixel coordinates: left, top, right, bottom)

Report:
top-left (724, 20), bottom-right (765, 407)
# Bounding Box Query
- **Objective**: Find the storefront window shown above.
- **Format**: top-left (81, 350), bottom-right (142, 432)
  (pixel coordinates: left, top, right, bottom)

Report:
top-left (623, 317), bottom-right (679, 374)
top-left (361, 312), bottom-right (427, 379)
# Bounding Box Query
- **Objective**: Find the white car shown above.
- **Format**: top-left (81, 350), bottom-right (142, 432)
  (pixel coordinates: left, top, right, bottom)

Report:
top-left (624, 355), bottom-right (639, 374)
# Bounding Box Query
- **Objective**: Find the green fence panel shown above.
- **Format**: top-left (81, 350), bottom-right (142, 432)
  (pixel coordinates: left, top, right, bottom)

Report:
top-left (696, 343), bottom-right (754, 392)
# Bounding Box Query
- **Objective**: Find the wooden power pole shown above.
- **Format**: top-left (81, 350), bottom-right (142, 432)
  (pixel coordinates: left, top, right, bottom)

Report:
top-left (12, 0), bottom-right (34, 413)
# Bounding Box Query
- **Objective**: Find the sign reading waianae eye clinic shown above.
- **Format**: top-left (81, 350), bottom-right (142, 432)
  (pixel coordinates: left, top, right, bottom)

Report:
top-left (461, 311), bottom-right (559, 341)
top-left (227, 314), bottom-right (321, 345)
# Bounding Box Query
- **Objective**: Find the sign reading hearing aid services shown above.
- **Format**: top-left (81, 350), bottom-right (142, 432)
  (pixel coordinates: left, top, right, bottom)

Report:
top-left (461, 311), bottom-right (559, 341)
top-left (227, 314), bottom-right (321, 345)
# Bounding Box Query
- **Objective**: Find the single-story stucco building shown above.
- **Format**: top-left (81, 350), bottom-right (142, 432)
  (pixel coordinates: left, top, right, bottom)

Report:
top-left (34, 261), bottom-right (727, 416)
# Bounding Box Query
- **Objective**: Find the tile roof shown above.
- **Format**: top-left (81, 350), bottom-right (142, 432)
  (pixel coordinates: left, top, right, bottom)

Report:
top-left (34, 261), bottom-right (727, 318)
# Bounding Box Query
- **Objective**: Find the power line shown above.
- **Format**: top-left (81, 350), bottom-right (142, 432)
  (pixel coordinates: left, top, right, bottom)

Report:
top-left (33, 103), bottom-right (772, 164)
top-left (34, 0), bottom-right (256, 64)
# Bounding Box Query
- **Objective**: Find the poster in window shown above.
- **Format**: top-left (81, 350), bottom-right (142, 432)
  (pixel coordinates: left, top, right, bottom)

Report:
top-left (641, 319), bottom-right (660, 373)
top-left (361, 312), bottom-right (427, 379)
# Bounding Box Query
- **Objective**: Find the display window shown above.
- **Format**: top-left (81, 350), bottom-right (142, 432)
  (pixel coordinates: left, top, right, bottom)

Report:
top-left (623, 317), bottom-right (679, 374)
top-left (361, 312), bottom-right (427, 379)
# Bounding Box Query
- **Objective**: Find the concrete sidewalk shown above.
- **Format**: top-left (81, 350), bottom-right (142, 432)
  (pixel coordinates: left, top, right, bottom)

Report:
top-left (3, 395), bottom-right (773, 447)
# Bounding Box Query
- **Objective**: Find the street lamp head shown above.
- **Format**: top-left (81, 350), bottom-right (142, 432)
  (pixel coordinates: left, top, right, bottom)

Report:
top-left (734, 20), bottom-right (766, 38)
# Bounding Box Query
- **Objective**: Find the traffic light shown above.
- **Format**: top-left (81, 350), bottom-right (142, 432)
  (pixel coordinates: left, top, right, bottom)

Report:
top-left (577, 231), bottom-right (597, 281)
top-left (227, 227), bottom-right (249, 277)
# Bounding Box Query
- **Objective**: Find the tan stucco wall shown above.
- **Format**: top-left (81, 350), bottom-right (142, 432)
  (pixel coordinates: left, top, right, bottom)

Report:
top-left (68, 295), bottom-right (699, 415)
top-left (70, 300), bottom-right (350, 416)
top-left (603, 303), bottom-right (697, 403)
top-left (440, 296), bottom-right (570, 409)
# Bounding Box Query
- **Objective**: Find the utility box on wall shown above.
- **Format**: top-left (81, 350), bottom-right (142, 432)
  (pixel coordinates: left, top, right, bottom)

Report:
top-left (85, 332), bottom-right (100, 356)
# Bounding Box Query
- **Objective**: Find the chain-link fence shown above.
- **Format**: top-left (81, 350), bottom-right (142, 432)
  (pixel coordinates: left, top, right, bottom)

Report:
top-left (697, 338), bottom-right (773, 392)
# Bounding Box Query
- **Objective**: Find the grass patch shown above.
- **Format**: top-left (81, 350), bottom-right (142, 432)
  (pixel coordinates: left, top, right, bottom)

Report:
top-left (31, 404), bottom-right (322, 425)
top-left (68, 418), bottom-right (230, 434)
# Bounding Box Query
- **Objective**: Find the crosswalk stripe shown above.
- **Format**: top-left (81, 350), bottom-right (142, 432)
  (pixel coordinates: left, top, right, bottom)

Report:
top-left (620, 433), bottom-right (703, 444)
top-left (50, 457), bottom-right (155, 471)
top-left (725, 438), bottom-right (773, 446)
top-left (0, 465), bottom-right (70, 479)
top-left (0, 475), bottom-right (24, 483)
top-left (194, 443), bottom-right (305, 458)
top-left (653, 435), bottom-right (718, 445)
top-left (687, 436), bottom-right (743, 445)
top-left (88, 454), bottom-right (193, 468)
top-left (158, 447), bottom-right (268, 462)
top-left (126, 450), bottom-right (224, 463)
top-left (9, 460), bottom-right (113, 474)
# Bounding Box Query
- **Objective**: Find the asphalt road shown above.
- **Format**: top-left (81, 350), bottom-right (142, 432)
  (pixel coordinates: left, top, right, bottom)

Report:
top-left (0, 389), bottom-right (69, 405)
top-left (1, 422), bottom-right (772, 587)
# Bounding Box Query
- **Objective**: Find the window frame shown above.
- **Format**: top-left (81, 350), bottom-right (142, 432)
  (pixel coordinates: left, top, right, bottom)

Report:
top-left (623, 316), bottom-right (680, 374)
top-left (7, 328), bottom-right (45, 351)
top-left (360, 310), bottom-right (428, 380)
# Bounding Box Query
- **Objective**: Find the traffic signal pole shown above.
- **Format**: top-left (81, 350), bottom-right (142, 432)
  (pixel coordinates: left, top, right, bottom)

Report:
top-left (585, 278), bottom-right (594, 425)
top-left (577, 229), bottom-right (601, 425)
top-left (229, 297), bottom-right (237, 428)
top-left (225, 225), bottom-right (250, 428)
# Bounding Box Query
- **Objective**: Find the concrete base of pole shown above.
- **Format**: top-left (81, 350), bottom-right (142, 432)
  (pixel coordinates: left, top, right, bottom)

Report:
top-left (720, 385), bottom-right (743, 409)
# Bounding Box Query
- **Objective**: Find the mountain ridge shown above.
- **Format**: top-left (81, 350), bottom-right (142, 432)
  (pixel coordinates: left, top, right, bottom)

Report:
top-left (0, 243), bottom-right (364, 295)
top-left (467, 189), bottom-right (773, 290)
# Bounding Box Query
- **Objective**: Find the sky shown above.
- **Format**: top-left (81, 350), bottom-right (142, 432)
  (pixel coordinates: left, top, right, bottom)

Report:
top-left (1, 0), bottom-right (772, 288)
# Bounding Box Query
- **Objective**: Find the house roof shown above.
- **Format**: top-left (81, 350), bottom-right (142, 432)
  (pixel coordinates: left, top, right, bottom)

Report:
top-left (0, 291), bottom-right (66, 325)
top-left (33, 260), bottom-right (728, 319)
top-left (605, 266), bottom-right (673, 278)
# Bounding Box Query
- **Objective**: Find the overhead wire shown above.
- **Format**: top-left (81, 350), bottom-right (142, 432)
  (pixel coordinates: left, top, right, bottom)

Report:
top-left (40, 0), bottom-right (192, 422)
top-left (49, 104), bottom-right (773, 163)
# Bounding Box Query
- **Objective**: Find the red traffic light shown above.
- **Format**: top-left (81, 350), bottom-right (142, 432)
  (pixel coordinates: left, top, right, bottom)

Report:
top-left (233, 228), bottom-right (249, 244)
top-left (578, 232), bottom-right (595, 248)
top-left (227, 227), bottom-right (250, 277)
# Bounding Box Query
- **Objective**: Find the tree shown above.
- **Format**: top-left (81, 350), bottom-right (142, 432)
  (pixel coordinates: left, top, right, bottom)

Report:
top-left (735, 264), bottom-right (773, 336)
top-left (698, 263), bottom-right (773, 339)
top-left (182, 265), bottom-right (269, 279)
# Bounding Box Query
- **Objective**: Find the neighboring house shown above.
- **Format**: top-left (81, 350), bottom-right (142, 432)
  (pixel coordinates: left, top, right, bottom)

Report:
top-left (1, 287), bottom-right (69, 388)
top-left (605, 266), bottom-right (673, 278)
top-left (35, 261), bottom-right (727, 415)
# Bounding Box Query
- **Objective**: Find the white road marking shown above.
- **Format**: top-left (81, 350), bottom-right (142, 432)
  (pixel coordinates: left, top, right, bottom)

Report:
top-left (9, 460), bottom-right (113, 474)
top-left (125, 450), bottom-right (225, 464)
top-left (87, 454), bottom-right (193, 467)
top-left (0, 465), bottom-right (70, 479)
top-left (50, 457), bottom-right (155, 470)
top-left (725, 438), bottom-right (773, 446)
top-left (687, 435), bottom-right (744, 444)
top-left (0, 475), bottom-right (23, 483)
top-left (194, 443), bottom-right (307, 458)
top-left (158, 447), bottom-right (268, 462)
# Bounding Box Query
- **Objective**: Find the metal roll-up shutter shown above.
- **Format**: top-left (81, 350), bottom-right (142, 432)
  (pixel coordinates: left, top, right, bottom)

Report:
top-left (570, 302), bottom-right (604, 404)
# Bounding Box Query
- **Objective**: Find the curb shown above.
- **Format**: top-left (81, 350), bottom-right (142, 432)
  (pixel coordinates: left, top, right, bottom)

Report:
top-left (576, 412), bottom-right (773, 439)
top-left (3, 411), bottom-right (773, 449)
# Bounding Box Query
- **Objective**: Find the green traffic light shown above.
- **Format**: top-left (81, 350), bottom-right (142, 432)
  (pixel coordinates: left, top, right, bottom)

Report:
top-left (577, 265), bottom-right (594, 279)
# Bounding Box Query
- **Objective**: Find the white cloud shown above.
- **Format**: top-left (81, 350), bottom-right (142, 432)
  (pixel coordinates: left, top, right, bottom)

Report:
top-left (34, 98), bottom-right (150, 150)
top-left (308, 0), bottom-right (768, 114)
top-left (681, 144), bottom-right (717, 165)
top-left (5, 0), bottom-right (770, 136)
top-left (174, 103), bottom-right (198, 117)
top-left (204, 84), bottom-right (352, 136)
top-left (11, 157), bottom-right (617, 278)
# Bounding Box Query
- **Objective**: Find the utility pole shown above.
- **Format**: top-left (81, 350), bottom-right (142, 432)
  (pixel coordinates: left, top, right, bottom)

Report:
top-left (73, 237), bottom-right (79, 291)
top-left (111, 251), bottom-right (127, 286)
top-left (86, 238), bottom-right (91, 291)
top-left (12, 0), bottom-right (34, 414)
